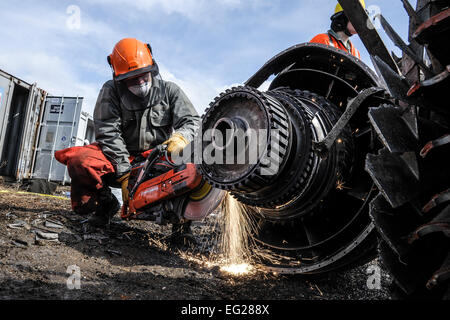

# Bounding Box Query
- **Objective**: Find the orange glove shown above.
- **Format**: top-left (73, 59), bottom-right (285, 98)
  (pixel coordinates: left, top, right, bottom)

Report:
top-left (116, 173), bottom-right (130, 204)
top-left (162, 133), bottom-right (189, 155)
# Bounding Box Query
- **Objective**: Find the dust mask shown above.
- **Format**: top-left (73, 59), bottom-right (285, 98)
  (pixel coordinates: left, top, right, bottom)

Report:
top-left (128, 78), bottom-right (152, 98)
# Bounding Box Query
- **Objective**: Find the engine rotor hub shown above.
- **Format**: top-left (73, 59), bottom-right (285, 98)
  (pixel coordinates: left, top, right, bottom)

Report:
top-left (199, 44), bottom-right (381, 274)
top-left (200, 86), bottom-right (351, 217)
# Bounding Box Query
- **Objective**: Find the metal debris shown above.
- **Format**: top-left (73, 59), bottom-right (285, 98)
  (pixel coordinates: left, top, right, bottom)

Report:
top-left (11, 239), bottom-right (28, 248)
top-left (7, 220), bottom-right (29, 230)
top-left (34, 230), bottom-right (60, 246)
top-left (106, 249), bottom-right (122, 256)
top-left (31, 218), bottom-right (42, 227)
top-left (44, 220), bottom-right (64, 229)
top-left (34, 230), bottom-right (59, 240)
top-left (83, 234), bottom-right (109, 241)
top-left (5, 212), bottom-right (18, 219)
top-left (38, 211), bottom-right (54, 219)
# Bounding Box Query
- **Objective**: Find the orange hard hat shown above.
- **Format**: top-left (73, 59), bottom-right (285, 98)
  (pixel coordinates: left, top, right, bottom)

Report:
top-left (107, 38), bottom-right (159, 81)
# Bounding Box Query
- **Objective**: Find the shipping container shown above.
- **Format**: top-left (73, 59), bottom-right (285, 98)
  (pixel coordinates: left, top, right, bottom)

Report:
top-left (0, 68), bottom-right (93, 184)
top-left (32, 96), bottom-right (84, 183)
top-left (0, 69), bottom-right (47, 181)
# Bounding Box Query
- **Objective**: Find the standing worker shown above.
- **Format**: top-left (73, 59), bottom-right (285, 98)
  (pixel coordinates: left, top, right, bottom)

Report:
top-left (310, 1), bottom-right (365, 59)
top-left (56, 38), bottom-right (201, 232)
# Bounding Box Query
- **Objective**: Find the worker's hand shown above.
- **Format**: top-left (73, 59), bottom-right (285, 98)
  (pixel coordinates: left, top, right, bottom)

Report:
top-left (162, 133), bottom-right (189, 155)
top-left (116, 173), bottom-right (130, 204)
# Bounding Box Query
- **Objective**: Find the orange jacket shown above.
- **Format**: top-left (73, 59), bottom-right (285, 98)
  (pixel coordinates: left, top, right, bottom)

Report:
top-left (310, 33), bottom-right (361, 59)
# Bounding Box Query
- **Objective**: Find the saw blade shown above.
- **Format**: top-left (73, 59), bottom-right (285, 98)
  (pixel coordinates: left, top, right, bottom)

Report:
top-left (183, 187), bottom-right (226, 221)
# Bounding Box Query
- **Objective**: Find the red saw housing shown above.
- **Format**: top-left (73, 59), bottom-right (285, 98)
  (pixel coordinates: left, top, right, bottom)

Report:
top-left (123, 163), bottom-right (203, 219)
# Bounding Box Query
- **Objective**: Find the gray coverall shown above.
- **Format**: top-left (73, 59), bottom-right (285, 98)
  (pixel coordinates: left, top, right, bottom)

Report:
top-left (93, 75), bottom-right (201, 178)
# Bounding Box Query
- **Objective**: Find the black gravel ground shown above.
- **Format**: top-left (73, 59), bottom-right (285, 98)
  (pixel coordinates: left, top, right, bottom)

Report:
top-left (0, 184), bottom-right (393, 300)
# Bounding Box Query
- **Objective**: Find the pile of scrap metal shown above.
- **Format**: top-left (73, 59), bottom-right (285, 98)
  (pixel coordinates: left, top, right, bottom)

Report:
top-left (199, 0), bottom-right (449, 298)
top-left (342, 0), bottom-right (450, 299)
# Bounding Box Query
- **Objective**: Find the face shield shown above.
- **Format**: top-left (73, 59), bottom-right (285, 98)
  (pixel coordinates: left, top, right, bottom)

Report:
top-left (115, 64), bottom-right (166, 112)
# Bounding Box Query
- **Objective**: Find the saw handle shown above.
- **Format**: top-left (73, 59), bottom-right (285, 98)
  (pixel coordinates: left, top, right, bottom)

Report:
top-left (129, 144), bottom-right (167, 200)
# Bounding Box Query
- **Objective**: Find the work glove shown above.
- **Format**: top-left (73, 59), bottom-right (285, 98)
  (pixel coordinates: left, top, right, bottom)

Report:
top-left (162, 133), bottom-right (189, 155)
top-left (116, 173), bottom-right (130, 204)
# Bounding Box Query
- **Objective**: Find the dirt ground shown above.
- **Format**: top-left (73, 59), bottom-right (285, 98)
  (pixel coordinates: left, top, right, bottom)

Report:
top-left (0, 183), bottom-right (393, 300)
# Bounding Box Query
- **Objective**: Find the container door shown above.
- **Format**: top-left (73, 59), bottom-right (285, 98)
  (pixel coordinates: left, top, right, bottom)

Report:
top-left (16, 84), bottom-right (44, 180)
top-left (0, 74), bottom-right (15, 158)
top-left (33, 96), bottom-right (83, 183)
top-left (0, 83), bottom-right (31, 178)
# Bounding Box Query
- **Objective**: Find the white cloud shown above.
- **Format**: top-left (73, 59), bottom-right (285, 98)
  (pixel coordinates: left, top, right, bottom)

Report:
top-left (0, 5), bottom-right (113, 114)
top-left (0, 0), bottom-right (406, 119)
top-left (159, 64), bottom-right (238, 115)
top-left (0, 51), bottom-right (101, 115)
top-left (0, 1), bottom-right (247, 116)
top-left (88, 0), bottom-right (276, 23)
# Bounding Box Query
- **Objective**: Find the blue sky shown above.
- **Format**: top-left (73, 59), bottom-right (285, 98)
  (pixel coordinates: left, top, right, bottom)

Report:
top-left (0, 0), bottom-right (415, 115)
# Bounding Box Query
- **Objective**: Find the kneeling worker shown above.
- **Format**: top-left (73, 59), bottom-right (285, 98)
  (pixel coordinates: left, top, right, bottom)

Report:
top-left (56, 38), bottom-right (200, 233)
